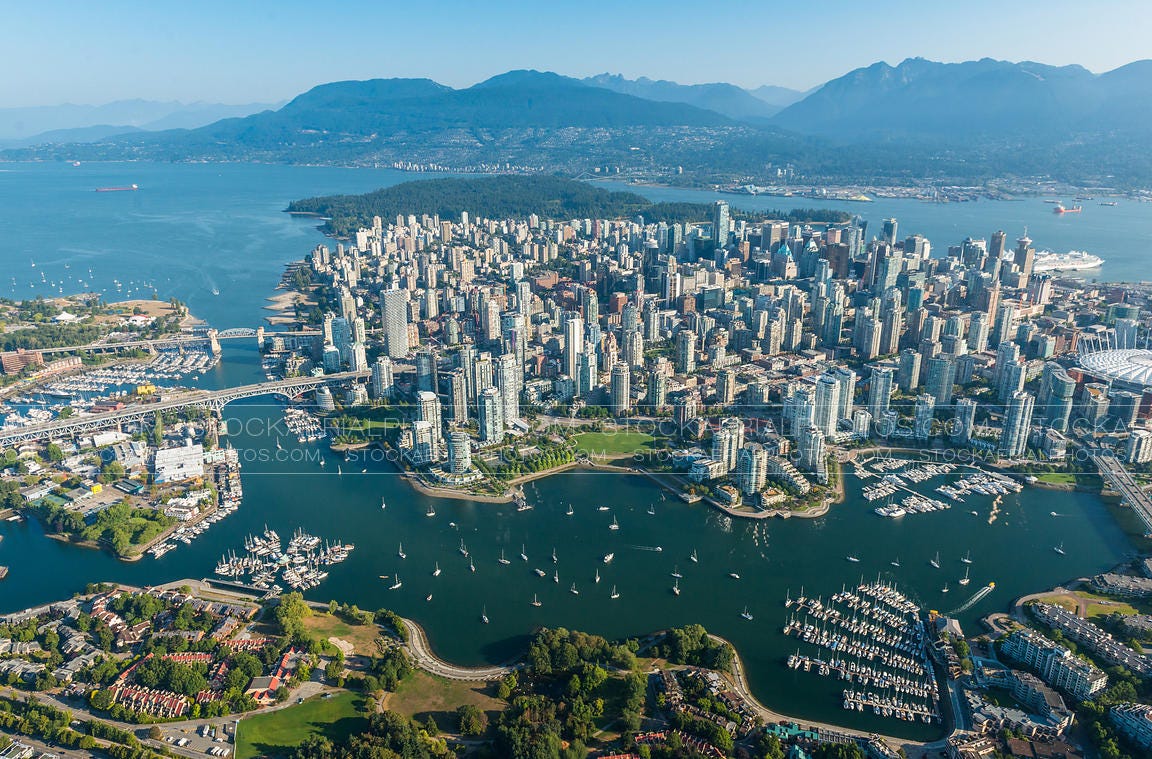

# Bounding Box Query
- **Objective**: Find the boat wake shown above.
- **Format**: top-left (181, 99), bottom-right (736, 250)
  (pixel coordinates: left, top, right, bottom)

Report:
top-left (947, 583), bottom-right (995, 615)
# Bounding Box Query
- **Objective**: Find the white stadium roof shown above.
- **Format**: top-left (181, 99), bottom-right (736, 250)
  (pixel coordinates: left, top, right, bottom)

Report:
top-left (1079, 348), bottom-right (1152, 387)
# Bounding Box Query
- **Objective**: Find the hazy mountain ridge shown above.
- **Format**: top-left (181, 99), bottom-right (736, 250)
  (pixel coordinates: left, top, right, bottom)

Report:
top-left (582, 73), bottom-right (786, 122)
top-left (0, 99), bottom-right (278, 141)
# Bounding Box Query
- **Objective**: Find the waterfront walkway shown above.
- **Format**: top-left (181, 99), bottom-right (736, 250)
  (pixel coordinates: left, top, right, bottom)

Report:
top-left (401, 618), bottom-right (519, 681)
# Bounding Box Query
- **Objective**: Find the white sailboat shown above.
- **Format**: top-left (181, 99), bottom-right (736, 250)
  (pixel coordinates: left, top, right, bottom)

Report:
top-left (432, 562), bottom-right (441, 577)
top-left (610, 585), bottom-right (620, 599)
top-left (481, 606), bottom-right (489, 624)
top-left (689, 549), bottom-right (698, 563)
top-left (389, 573), bottom-right (402, 590)
top-left (553, 569), bottom-right (559, 583)
top-left (671, 565), bottom-right (682, 579)
top-left (672, 578), bottom-right (681, 596)
top-left (469, 557), bottom-right (476, 573)
top-left (929, 551), bottom-right (940, 569)
top-left (379, 497), bottom-right (385, 510)
top-left (942, 582), bottom-right (950, 594)
top-left (530, 594), bottom-right (542, 607)
top-left (397, 542), bottom-right (406, 560)
top-left (570, 582), bottom-right (579, 596)
top-left (1054, 542), bottom-right (1066, 555)
top-left (459, 539), bottom-right (469, 557)
top-left (426, 504), bottom-right (435, 517)
top-left (890, 557), bottom-right (900, 568)
top-left (566, 504), bottom-right (574, 516)
top-left (961, 550), bottom-right (972, 564)
top-left (741, 605), bottom-right (753, 621)
top-left (959, 567), bottom-right (971, 586)
top-left (520, 544), bottom-right (528, 561)
top-left (552, 547), bottom-right (558, 563)
top-left (595, 569), bottom-right (601, 584)
top-left (498, 549), bottom-right (511, 565)
top-left (609, 515), bottom-right (620, 531)
top-left (603, 552), bottom-right (614, 564)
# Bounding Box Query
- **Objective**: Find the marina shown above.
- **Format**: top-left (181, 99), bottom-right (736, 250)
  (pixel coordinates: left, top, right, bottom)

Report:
top-left (213, 526), bottom-right (353, 593)
top-left (784, 580), bottom-right (941, 725)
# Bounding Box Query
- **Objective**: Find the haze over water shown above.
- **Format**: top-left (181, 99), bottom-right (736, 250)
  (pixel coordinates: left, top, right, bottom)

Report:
top-left (0, 161), bottom-right (1143, 736)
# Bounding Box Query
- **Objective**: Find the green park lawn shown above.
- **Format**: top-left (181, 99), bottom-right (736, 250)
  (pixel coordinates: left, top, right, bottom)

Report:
top-left (235, 691), bottom-right (366, 759)
top-left (386, 670), bottom-right (505, 733)
top-left (571, 431), bottom-right (654, 457)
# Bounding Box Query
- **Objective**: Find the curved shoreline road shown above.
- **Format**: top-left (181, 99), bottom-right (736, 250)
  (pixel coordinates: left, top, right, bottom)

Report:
top-left (402, 618), bottom-right (519, 681)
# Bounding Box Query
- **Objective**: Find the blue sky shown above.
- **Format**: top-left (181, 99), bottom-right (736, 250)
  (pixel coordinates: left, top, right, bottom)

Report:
top-left (3, 0), bottom-right (1150, 106)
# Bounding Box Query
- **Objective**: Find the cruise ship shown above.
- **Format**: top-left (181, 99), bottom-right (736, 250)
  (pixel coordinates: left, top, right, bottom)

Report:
top-left (1031, 250), bottom-right (1105, 273)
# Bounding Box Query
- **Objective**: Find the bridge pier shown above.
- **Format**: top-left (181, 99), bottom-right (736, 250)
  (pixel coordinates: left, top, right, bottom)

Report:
top-left (207, 329), bottom-right (222, 357)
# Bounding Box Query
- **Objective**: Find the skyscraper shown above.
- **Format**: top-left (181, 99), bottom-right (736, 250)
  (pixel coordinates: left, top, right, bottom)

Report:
top-left (370, 356), bottom-right (394, 399)
top-left (564, 314), bottom-right (584, 381)
top-left (925, 356), bottom-right (956, 406)
top-left (446, 430), bottom-right (472, 474)
top-left (674, 329), bottom-right (696, 375)
top-left (478, 386), bottom-right (504, 444)
top-left (1037, 362), bottom-right (1076, 432)
top-left (898, 349), bottom-right (922, 393)
top-left (415, 391), bottom-right (443, 459)
top-left (380, 288), bottom-right (410, 359)
top-left (913, 394), bottom-right (935, 440)
top-left (951, 398), bottom-right (977, 445)
top-left (736, 443), bottom-right (768, 496)
top-left (1000, 391), bottom-right (1035, 458)
top-left (610, 362), bottom-right (631, 416)
top-left (712, 201), bottom-right (731, 247)
top-left (495, 353), bottom-right (521, 428)
top-left (868, 366), bottom-right (894, 419)
top-left (814, 374), bottom-right (841, 437)
top-left (712, 417), bottom-right (745, 472)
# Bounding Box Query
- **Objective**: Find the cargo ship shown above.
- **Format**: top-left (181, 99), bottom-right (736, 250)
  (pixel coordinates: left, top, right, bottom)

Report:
top-left (1032, 250), bottom-right (1105, 273)
top-left (95, 184), bottom-right (138, 192)
top-left (1053, 203), bottom-right (1082, 214)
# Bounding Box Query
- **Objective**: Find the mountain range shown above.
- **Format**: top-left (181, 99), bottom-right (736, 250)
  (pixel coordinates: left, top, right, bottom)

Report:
top-left (0, 99), bottom-right (279, 147)
top-left (6, 59), bottom-right (1152, 186)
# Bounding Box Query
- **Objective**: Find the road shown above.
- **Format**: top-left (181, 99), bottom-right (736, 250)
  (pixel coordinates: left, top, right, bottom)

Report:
top-left (401, 619), bottom-right (518, 681)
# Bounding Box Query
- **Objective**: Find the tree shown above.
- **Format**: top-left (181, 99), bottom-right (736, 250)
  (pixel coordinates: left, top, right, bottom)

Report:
top-left (148, 726), bottom-right (162, 740)
top-left (457, 704), bottom-right (488, 736)
top-left (274, 592), bottom-right (311, 638)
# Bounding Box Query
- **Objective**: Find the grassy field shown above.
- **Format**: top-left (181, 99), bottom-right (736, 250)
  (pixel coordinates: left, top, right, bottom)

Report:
top-left (1074, 590), bottom-right (1144, 618)
top-left (572, 431), bottom-right (655, 457)
top-left (303, 613), bottom-right (380, 656)
top-left (386, 670), bottom-right (504, 733)
top-left (1035, 472), bottom-right (1077, 485)
top-left (236, 692), bottom-right (366, 759)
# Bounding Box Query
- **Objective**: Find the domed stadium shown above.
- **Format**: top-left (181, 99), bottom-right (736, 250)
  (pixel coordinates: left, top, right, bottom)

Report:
top-left (1078, 348), bottom-right (1152, 388)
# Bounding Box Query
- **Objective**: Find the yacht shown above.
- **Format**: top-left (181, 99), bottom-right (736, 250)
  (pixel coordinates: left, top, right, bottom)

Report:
top-left (530, 594), bottom-right (542, 607)
top-left (498, 550), bottom-right (511, 565)
top-left (520, 544), bottom-right (528, 561)
top-left (729, 572), bottom-right (741, 580)
top-left (432, 562), bottom-right (441, 577)
top-left (672, 579), bottom-right (681, 596)
top-left (929, 552), bottom-right (940, 569)
top-left (389, 573), bottom-right (402, 590)
top-left (959, 567), bottom-right (971, 586)
top-left (1050, 511), bottom-right (1059, 517)
top-left (603, 552), bottom-right (615, 564)
top-left (1054, 542), bottom-right (1066, 555)
top-left (609, 516), bottom-right (620, 531)
top-left (610, 585), bottom-right (620, 600)
top-left (741, 606), bottom-right (754, 621)
top-left (481, 606), bottom-right (489, 624)
top-left (597, 506), bottom-right (610, 512)
top-left (570, 582), bottom-right (579, 596)
top-left (397, 542), bottom-right (406, 560)
top-left (426, 594), bottom-right (433, 602)
top-left (689, 549), bottom-right (698, 563)
top-left (534, 568), bottom-right (546, 577)
top-left (961, 550), bottom-right (972, 564)
top-left (426, 505), bottom-right (435, 517)
top-left (671, 565), bottom-right (683, 579)
top-left (846, 555), bottom-right (860, 563)
top-left (942, 583), bottom-right (950, 594)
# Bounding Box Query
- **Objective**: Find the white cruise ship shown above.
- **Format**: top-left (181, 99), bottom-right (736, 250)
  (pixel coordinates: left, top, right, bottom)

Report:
top-left (1032, 250), bottom-right (1105, 273)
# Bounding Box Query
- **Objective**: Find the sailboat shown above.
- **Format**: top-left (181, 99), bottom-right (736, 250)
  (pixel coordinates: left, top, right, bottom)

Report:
top-left (671, 565), bottom-right (683, 579)
top-left (569, 582), bottom-right (579, 596)
top-left (530, 594), bottom-right (542, 607)
top-left (397, 542), bottom-right (406, 560)
top-left (426, 594), bottom-right (433, 602)
top-left (337, 465), bottom-right (342, 476)
top-left (610, 585), bottom-right (620, 599)
top-left (672, 578), bottom-right (681, 596)
top-left (890, 557), bottom-right (900, 568)
top-left (1054, 542), bottom-right (1066, 555)
top-left (552, 547), bottom-right (558, 564)
top-left (846, 555), bottom-right (860, 563)
top-left (459, 539), bottom-right (469, 557)
top-left (275, 438), bottom-right (282, 450)
top-left (603, 552), bottom-right (614, 564)
top-left (481, 606), bottom-right (489, 624)
top-left (426, 504), bottom-right (436, 517)
top-left (959, 567), bottom-right (971, 586)
top-left (942, 583), bottom-right (950, 594)
top-left (520, 544), bottom-right (528, 561)
top-left (498, 549), bottom-right (511, 565)
top-left (741, 606), bottom-right (754, 621)
top-left (609, 515), bottom-right (620, 531)
top-left (469, 558), bottom-right (476, 573)
top-left (553, 569), bottom-right (559, 583)
top-left (689, 549), bottom-right (698, 563)
top-left (961, 550), bottom-right (972, 564)
top-left (379, 497), bottom-right (385, 510)
top-left (566, 504), bottom-right (574, 516)
top-left (595, 569), bottom-right (601, 584)
top-left (729, 571), bottom-right (741, 580)
top-left (432, 562), bottom-right (441, 577)
top-left (647, 504), bottom-right (656, 515)
top-left (389, 573), bottom-right (402, 590)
